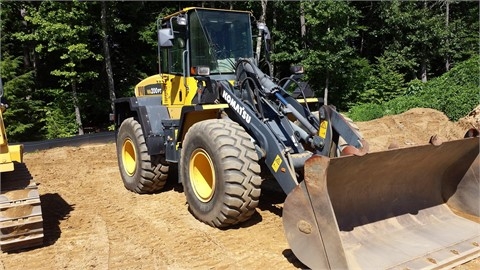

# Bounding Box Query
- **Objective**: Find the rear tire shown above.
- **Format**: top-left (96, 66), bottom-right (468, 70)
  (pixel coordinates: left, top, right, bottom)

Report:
top-left (116, 117), bottom-right (168, 193)
top-left (180, 119), bottom-right (262, 227)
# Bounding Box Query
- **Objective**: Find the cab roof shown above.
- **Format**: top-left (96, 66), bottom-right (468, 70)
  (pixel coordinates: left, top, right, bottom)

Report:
top-left (162, 7), bottom-right (252, 21)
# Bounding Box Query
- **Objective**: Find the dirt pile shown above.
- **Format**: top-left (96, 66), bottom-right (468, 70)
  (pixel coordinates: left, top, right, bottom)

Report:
top-left (357, 107), bottom-right (477, 152)
top-left (458, 104), bottom-right (480, 131)
top-left (0, 108), bottom-right (478, 270)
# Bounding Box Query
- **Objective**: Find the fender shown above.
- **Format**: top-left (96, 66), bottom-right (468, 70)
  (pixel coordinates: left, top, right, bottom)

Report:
top-left (113, 96), bottom-right (170, 156)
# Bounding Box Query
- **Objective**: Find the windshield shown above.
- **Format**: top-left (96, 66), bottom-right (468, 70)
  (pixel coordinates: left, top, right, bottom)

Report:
top-left (190, 10), bottom-right (253, 74)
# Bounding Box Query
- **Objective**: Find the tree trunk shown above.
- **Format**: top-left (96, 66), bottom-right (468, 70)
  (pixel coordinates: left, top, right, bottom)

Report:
top-left (71, 80), bottom-right (84, 135)
top-left (270, 6), bottom-right (275, 77)
top-left (300, 2), bottom-right (306, 49)
top-left (20, 8), bottom-right (32, 69)
top-left (445, 0), bottom-right (450, 72)
top-left (420, 0), bottom-right (428, 83)
top-left (255, 0), bottom-right (267, 65)
top-left (421, 51), bottom-right (427, 82)
top-left (324, 75), bottom-right (329, 105)
top-left (101, 1), bottom-right (116, 112)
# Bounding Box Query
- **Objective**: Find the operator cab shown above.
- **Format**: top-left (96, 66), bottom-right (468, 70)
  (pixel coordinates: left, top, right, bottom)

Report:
top-left (135, 8), bottom-right (256, 114)
top-left (160, 8), bottom-right (254, 78)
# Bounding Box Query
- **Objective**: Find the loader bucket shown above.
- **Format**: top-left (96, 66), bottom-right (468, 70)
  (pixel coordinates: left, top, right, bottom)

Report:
top-left (283, 136), bottom-right (479, 269)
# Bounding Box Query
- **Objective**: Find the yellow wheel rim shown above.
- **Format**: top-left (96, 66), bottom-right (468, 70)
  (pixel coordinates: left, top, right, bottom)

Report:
top-left (189, 149), bottom-right (215, 202)
top-left (122, 138), bottom-right (137, 176)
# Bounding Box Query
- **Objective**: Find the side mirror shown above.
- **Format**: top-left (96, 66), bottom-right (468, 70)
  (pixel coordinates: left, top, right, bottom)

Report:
top-left (158, 28), bottom-right (174, 48)
top-left (176, 15), bottom-right (187, 26)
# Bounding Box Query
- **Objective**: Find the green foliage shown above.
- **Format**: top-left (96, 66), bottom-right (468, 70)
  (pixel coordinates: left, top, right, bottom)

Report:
top-left (350, 56), bottom-right (480, 122)
top-left (359, 55), bottom-right (406, 104)
top-left (270, 1), bottom-right (303, 65)
top-left (44, 108), bottom-right (77, 139)
top-left (383, 96), bottom-right (427, 116)
top-left (43, 89), bottom-right (78, 139)
top-left (405, 79), bottom-right (424, 96)
top-left (300, 0), bottom-right (361, 68)
top-left (19, 0), bottom-right (102, 87)
top-left (1, 1), bottom-right (478, 141)
top-left (1, 55), bottom-right (46, 142)
top-left (370, 1), bottom-right (442, 81)
top-left (441, 85), bottom-right (478, 121)
top-left (297, 1), bottom-right (363, 109)
top-left (3, 72), bottom-right (46, 142)
top-left (348, 103), bottom-right (384, 122)
top-left (417, 55), bottom-right (480, 120)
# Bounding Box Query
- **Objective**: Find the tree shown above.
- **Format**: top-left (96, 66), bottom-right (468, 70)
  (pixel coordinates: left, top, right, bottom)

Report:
top-left (300, 0), bottom-right (362, 107)
top-left (0, 1), bottom-right (478, 141)
top-left (101, 1), bottom-right (116, 113)
top-left (269, 1), bottom-right (303, 70)
top-left (1, 1), bottom-right (46, 142)
top-left (255, 0), bottom-right (268, 65)
top-left (438, 0), bottom-right (479, 73)
top-left (18, 0), bottom-right (103, 136)
top-left (359, 55), bottom-right (406, 104)
top-left (0, 54), bottom-right (45, 142)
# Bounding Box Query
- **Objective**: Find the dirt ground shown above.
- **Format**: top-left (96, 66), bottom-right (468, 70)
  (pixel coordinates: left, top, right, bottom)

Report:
top-left (0, 107), bottom-right (479, 270)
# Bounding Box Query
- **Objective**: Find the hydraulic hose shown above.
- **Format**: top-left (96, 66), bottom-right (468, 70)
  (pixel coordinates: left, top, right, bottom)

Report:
top-left (236, 58), bottom-right (318, 135)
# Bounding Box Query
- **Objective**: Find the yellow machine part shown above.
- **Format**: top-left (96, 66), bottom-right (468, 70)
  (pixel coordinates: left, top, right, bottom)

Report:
top-left (283, 136), bottom-right (479, 269)
top-left (0, 161), bottom-right (44, 252)
top-left (135, 74), bottom-right (199, 119)
top-left (0, 108), bottom-right (15, 172)
top-left (0, 109), bottom-right (43, 252)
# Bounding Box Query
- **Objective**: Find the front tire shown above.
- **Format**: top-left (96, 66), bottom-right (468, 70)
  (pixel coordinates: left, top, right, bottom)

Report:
top-left (180, 119), bottom-right (262, 227)
top-left (116, 117), bottom-right (168, 193)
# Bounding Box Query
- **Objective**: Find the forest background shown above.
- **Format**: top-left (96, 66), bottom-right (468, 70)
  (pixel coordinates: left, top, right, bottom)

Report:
top-left (0, 0), bottom-right (478, 142)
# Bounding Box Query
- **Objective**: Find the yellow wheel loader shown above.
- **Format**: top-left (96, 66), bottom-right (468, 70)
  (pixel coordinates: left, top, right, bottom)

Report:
top-left (0, 77), bottom-right (44, 252)
top-left (112, 7), bottom-right (479, 269)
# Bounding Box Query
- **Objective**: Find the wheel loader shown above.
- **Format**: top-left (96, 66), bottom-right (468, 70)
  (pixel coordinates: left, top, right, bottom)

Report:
top-left (112, 7), bottom-right (479, 269)
top-left (0, 77), bottom-right (44, 251)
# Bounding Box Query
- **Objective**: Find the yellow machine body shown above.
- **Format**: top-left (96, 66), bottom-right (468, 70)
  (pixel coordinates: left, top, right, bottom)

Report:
top-left (0, 104), bottom-right (44, 252)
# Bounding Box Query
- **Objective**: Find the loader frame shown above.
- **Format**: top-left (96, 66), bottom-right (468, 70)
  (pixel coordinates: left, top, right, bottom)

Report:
top-left (113, 7), bottom-right (480, 270)
top-left (112, 7), bottom-right (365, 195)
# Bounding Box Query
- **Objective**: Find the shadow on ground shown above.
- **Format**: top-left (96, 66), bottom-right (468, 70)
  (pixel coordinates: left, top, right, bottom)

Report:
top-left (40, 193), bottom-right (74, 247)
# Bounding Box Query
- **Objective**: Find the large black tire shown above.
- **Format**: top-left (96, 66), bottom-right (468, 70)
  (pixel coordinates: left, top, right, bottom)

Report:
top-left (180, 119), bottom-right (262, 228)
top-left (116, 117), bottom-right (168, 193)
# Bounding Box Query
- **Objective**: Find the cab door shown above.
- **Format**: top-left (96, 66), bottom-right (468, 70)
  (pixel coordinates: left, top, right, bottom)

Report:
top-left (160, 17), bottom-right (189, 107)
